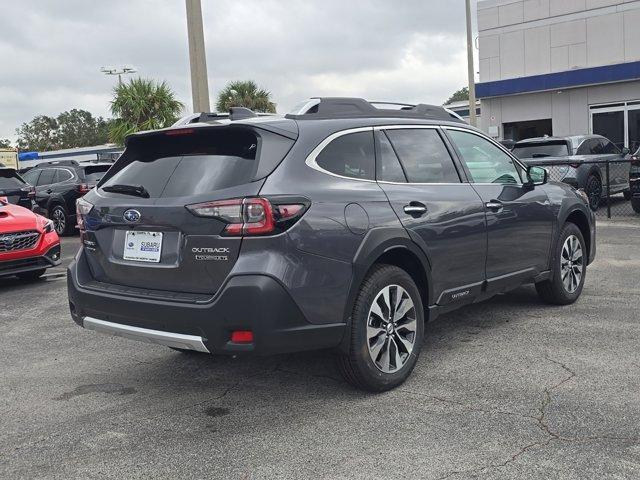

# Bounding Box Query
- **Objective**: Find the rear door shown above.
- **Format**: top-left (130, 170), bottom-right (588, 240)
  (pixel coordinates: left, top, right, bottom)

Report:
top-left (599, 138), bottom-right (628, 193)
top-left (34, 168), bottom-right (57, 212)
top-left (375, 126), bottom-right (487, 307)
top-left (83, 126), bottom-right (293, 295)
top-left (444, 127), bottom-right (554, 290)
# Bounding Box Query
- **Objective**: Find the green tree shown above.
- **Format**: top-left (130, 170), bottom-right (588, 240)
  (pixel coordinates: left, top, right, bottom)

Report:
top-left (216, 80), bottom-right (276, 113)
top-left (15, 109), bottom-right (111, 151)
top-left (16, 115), bottom-right (59, 151)
top-left (444, 87), bottom-right (469, 105)
top-left (0, 139), bottom-right (11, 148)
top-left (109, 78), bottom-right (184, 145)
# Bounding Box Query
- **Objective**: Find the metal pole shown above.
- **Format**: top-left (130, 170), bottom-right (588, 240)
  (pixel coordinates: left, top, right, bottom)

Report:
top-left (606, 161), bottom-right (611, 219)
top-left (465, 0), bottom-right (477, 127)
top-left (185, 0), bottom-right (210, 113)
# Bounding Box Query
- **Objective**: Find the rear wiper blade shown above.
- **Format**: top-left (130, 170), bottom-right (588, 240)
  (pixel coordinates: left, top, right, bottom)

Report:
top-left (102, 184), bottom-right (150, 198)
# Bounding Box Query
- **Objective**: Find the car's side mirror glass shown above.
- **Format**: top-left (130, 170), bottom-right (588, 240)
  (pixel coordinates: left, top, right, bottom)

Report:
top-left (622, 147), bottom-right (630, 155)
top-left (526, 166), bottom-right (548, 187)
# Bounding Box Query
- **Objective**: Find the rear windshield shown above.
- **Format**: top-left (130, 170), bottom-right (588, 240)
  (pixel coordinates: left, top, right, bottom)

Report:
top-left (100, 128), bottom-right (286, 198)
top-left (82, 165), bottom-right (111, 183)
top-left (512, 142), bottom-right (570, 159)
top-left (0, 170), bottom-right (25, 189)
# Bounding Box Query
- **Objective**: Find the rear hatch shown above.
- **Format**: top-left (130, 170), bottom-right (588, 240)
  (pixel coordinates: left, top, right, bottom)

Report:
top-left (0, 169), bottom-right (31, 208)
top-left (81, 124), bottom-right (295, 295)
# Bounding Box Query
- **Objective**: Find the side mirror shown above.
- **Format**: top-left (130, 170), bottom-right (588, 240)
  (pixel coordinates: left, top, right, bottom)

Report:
top-left (622, 147), bottom-right (630, 156)
top-left (525, 166), bottom-right (548, 188)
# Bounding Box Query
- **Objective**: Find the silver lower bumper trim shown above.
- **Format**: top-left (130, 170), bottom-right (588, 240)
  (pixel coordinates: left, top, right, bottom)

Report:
top-left (82, 317), bottom-right (210, 353)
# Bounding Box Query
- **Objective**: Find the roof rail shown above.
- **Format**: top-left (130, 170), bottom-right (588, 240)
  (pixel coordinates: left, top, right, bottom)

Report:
top-left (32, 159), bottom-right (79, 168)
top-left (173, 109), bottom-right (276, 126)
top-left (285, 97), bottom-right (466, 123)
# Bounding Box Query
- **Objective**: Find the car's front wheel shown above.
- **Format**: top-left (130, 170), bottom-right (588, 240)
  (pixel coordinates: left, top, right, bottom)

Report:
top-left (338, 265), bottom-right (424, 392)
top-left (536, 223), bottom-right (587, 305)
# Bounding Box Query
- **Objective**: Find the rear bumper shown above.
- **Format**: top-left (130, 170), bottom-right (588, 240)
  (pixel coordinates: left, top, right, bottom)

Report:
top-left (0, 244), bottom-right (61, 277)
top-left (67, 253), bottom-right (345, 355)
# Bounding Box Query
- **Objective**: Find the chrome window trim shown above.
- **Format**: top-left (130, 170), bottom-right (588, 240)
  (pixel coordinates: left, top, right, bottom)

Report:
top-left (442, 126), bottom-right (526, 184)
top-left (305, 126), bottom-right (378, 183)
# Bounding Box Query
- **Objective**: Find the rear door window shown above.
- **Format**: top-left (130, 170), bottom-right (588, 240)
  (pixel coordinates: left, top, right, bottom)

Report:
top-left (375, 131), bottom-right (407, 183)
top-left (101, 129), bottom-right (266, 198)
top-left (315, 131), bottom-right (375, 180)
top-left (384, 128), bottom-right (460, 183)
top-left (36, 169), bottom-right (56, 186)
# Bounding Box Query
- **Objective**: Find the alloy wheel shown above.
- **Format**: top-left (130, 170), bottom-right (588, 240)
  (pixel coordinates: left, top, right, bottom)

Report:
top-left (52, 208), bottom-right (66, 235)
top-left (366, 285), bottom-right (417, 373)
top-left (561, 235), bottom-right (583, 294)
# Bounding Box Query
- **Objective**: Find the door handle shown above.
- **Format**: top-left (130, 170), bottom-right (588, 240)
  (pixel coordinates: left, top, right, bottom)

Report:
top-left (485, 201), bottom-right (503, 211)
top-left (45, 189), bottom-right (53, 194)
top-left (404, 203), bottom-right (428, 216)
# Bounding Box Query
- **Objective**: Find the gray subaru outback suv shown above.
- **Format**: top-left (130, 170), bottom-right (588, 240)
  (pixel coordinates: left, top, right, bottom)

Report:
top-left (67, 98), bottom-right (596, 391)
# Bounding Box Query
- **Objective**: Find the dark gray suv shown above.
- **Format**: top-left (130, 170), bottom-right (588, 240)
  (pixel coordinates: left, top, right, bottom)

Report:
top-left (67, 98), bottom-right (596, 391)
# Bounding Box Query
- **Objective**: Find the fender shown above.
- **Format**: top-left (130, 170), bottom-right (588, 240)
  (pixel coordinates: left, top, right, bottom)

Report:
top-left (337, 226), bottom-right (433, 353)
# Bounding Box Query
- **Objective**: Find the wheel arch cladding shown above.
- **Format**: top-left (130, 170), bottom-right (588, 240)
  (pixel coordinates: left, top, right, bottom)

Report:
top-left (565, 209), bottom-right (591, 260)
top-left (345, 228), bottom-right (433, 326)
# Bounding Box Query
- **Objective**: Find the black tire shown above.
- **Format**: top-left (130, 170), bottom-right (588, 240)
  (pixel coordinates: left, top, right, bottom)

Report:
top-left (337, 264), bottom-right (424, 392)
top-left (632, 199), bottom-right (640, 214)
top-left (50, 204), bottom-right (74, 236)
top-left (16, 269), bottom-right (46, 281)
top-left (536, 223), bottom-right (587, 305)
top-left (584, 174), bottom-right (602, 212)
top-left (623, 190), bottom-right (632, 201)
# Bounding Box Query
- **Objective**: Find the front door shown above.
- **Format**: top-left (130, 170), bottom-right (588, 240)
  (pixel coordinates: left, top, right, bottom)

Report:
top-left (443, 128), bottom-right (555, 291)
top-left (375, 127), bottom-right (487, 308)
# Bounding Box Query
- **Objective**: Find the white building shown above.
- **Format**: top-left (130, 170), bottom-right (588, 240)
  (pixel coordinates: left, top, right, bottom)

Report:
top-left (477, 0), bottom-right (640, 151)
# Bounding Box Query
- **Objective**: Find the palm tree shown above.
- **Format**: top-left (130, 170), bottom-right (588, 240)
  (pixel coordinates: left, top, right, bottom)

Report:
top-left (109, 78), bottom-right (184, 145)
top-left (216, 80), bottom-right (276, 114)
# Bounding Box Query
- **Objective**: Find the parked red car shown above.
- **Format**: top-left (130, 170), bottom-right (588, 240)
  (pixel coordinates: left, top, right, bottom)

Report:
top-left (0, 196), bottom-right (61, 280)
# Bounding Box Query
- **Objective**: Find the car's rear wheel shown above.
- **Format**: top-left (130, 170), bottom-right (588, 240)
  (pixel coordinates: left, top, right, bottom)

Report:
top-left (536, 223), bottom-right (586, 305)
top-left (585, 174), bottom-right (602, 212)
top-left (16, 269), bottom-right (46, 281)
top-left (623, 190), bottom-right (632, 201)
top-left (338, 264), bottom-right (424, 392)
top-left (632, 199), bottom-right (640, 214)
top-left (50, 204), bottom-right (73, 236)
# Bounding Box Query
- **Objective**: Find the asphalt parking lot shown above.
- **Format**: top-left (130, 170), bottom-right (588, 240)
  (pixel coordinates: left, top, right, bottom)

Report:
top-left (1, 224), bottom-right (639, 479)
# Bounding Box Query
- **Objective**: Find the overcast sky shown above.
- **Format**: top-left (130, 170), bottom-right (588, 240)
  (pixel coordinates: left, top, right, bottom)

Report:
top-left (0, 0), bottom-right (478, 142)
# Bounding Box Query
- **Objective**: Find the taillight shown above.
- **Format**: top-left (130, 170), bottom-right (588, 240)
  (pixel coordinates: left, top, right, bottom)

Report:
top-left (21, 186), bottom-right (36, 198)
top-left (631, 156), bottom-right (640, 166)
top-left (569, 163), bottom-right (580, 169)
top-left (186, 197), bottom-right (308, 237)
top-left (77, 183), bottom-right (94, 194)
top-left (76, 197), bottom-right (94, 231)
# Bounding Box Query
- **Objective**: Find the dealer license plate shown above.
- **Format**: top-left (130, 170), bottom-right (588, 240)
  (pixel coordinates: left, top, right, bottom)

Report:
top-left (123, 231), bottom-right (163, 263)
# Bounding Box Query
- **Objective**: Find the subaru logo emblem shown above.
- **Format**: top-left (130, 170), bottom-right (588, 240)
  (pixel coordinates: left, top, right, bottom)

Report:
top-left (123, 209), bottom-right (141, 223)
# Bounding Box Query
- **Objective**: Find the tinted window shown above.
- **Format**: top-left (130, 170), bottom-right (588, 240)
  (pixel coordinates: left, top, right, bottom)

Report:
top-left (512, 142), bottom-right (569, 158)
top-left (36, 169), bottom-right (56, 186)
top-left (21, 169), bottom-right (40, 185)
top-left (0, 170), bottom-right (26, 189)
top-left (82, 165), bottom-right (111, 182)
top-left (577, 139), bottom-right (601, 155)
top-left (316, 131), bottom-right (375, 180)
top-left (601, 139), bottom-right (620, 154)
top-left (102, 129), bottom-right (261, 198)
top-left (448, 129), bottom-right (522, 184)
top-left (376, 132), bottom-right (406, 183)
top-left (57, 169), bottom-right (73, 182)
top-left (385, 129), bottom-right (459, 183)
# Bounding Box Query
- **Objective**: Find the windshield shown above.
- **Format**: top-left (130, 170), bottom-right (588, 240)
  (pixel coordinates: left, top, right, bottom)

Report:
top-left (512, 142), bottom-right (570, 159)
top-left (0, 170), bottom-right (26, 189)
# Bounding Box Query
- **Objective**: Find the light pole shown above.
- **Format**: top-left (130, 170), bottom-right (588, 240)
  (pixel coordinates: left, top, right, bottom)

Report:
top-left (185, 0), bottom-right (211, 113)
top-left (100, 66), bottom-right (137, 85)
top-left (465, 0), bottom-right (477, 127)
